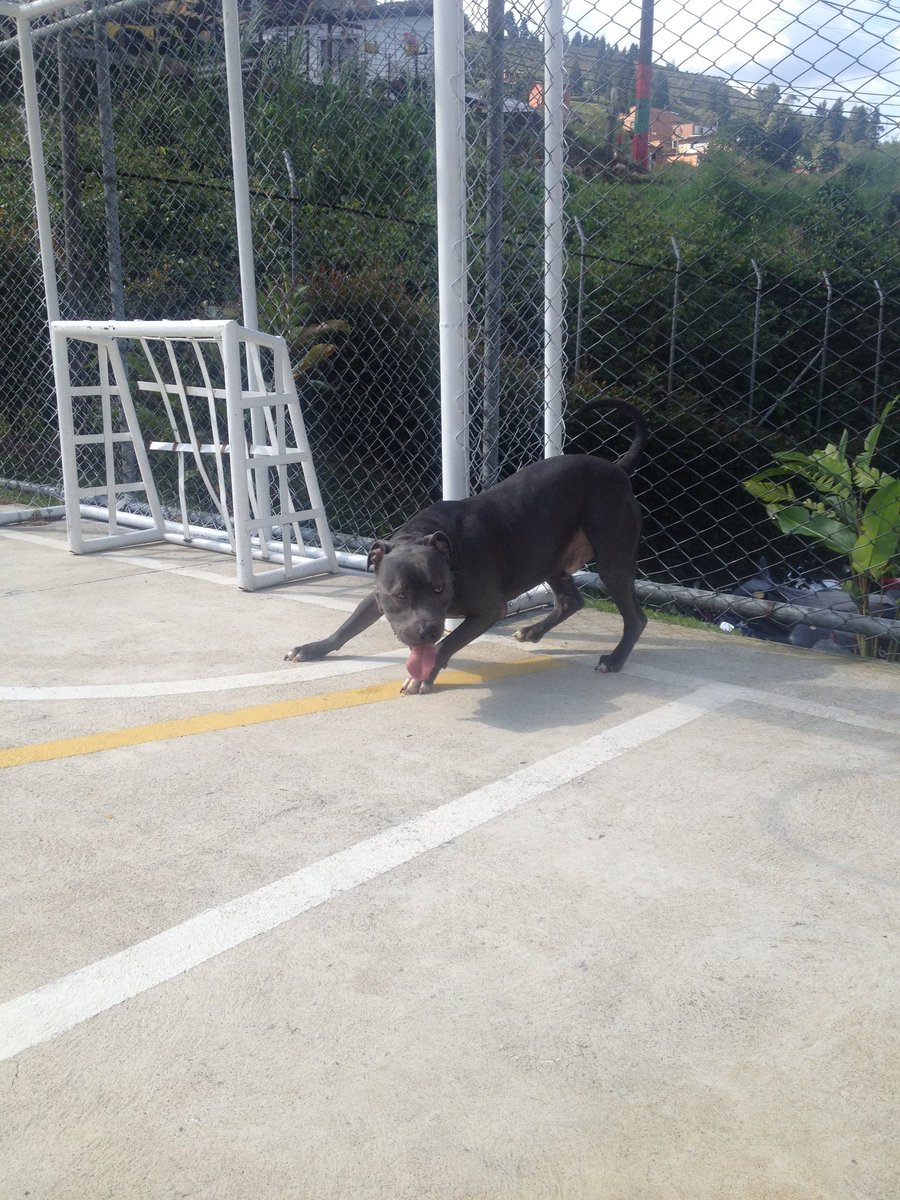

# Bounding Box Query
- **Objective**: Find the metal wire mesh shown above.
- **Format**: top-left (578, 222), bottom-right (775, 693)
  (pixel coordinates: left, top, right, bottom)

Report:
top-left (1, 0), bottom-right (898, 653)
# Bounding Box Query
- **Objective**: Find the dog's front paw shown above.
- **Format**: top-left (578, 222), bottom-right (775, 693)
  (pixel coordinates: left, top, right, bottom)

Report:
top-left (285, 641), bottom-right (329, 662)
top-left (400, 675), bottom-right (433, 695)
top-left (594, 655), bottom-right (621, 673)
top-left (513, 625), bottom-right (543, 643)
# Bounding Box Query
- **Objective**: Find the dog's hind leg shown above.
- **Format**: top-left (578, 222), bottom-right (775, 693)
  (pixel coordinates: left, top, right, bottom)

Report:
top-left (585, 504), bottom-right (647, 672)
top-left (513, 573), bottom-right (584, 643)
top-left (592, 554), bottom-right (646, 673)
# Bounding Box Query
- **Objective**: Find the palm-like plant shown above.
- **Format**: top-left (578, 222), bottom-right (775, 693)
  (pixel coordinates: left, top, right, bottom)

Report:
top-left (744, 401), bottom-right (899, 633)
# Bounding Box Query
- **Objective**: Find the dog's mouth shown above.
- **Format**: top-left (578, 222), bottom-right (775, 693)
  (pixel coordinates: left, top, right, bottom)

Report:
top-left (405, 643), bottom-right (438, 681)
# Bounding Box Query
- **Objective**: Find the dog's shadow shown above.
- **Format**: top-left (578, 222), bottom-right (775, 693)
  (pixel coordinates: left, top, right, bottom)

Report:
top-left (446, 646), bottom-right (634, 733)
top-left (447, 615), bottom-right (884, 734)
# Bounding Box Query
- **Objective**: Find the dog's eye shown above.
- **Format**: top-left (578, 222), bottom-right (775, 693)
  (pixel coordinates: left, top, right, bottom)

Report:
top-left (433, 585), bottom-right (444, 594)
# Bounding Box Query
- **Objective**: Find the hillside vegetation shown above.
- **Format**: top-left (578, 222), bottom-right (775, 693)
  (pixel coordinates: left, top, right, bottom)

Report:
top-left (0, 20), bottom-right (897, 583)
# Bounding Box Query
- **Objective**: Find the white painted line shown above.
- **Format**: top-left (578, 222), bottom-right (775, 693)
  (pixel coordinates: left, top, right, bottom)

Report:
top-left (0, 529), bottom-right (363, 613)
top-left (114, 553), bottom-right (365, 613)
top-left (0, 529), bottom-right (67, 550)
top-left (624, 664), bottom-right (898, 734)
top-left (3, 638), bottom-right (892, 735)
top-left (0, 684), bottom-right (732, 1063)
top-left (0, 652), bottom-right (410, 701)
top-left (721, 682), bottom-right (898, 733)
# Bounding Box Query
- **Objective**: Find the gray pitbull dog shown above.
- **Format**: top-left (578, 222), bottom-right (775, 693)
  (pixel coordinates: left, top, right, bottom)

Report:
top-left (286, 399), bottom-right (648, 694)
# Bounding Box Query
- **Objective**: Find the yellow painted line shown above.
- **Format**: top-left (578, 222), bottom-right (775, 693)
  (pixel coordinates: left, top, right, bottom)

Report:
top-left (0, 656), bottom-right (563, 770)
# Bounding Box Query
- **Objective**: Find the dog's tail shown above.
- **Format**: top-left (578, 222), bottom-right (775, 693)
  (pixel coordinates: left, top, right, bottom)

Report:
top-left (578, 398), bottom-right (648, 475)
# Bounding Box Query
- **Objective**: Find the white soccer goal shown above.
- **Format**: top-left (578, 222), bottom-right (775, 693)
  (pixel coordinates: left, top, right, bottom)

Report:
top-left (52, 319), bottom-right (338, 590)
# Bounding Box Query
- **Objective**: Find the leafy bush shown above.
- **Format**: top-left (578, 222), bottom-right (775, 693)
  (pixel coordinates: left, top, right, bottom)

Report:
top-left (744, 400), bottom-right (899, 649)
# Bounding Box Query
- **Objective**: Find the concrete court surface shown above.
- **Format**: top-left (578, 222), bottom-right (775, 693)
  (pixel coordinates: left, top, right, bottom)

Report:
top-left (0, 515), bottom-right (898, 1200)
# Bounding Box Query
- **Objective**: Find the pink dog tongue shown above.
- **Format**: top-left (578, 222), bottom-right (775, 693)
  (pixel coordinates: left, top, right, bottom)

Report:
top-left (406, 643), bottom-right (437, 681)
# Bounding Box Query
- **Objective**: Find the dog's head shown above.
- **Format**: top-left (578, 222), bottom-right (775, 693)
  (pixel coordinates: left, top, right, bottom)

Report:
top-left (367, 531), bottom-right (454, 647)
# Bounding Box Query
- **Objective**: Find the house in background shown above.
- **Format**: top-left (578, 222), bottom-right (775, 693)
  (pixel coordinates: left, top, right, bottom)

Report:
top-left (622, 105), bottom-right (680, 148)
top-left (261, 1), bottom-right (435, 91)
top-left (670, 119), bottom-right (716, 165)
top-left (526, 81), bottom-right (572, 116)
top-left (621, 106), bottom-right (716, 166)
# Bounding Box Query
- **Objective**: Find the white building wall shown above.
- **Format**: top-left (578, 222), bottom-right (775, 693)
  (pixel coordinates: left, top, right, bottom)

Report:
top-left (265, 9), bottom-right (434, 87)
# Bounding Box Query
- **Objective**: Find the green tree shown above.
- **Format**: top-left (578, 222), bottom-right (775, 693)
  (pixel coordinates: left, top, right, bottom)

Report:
top-left (765, 103), bottom-right (805, 169)
top-left (847, 104), bottom-right (870, 143)
top-left (811, 139), bottom-right (841, 172)
top-left (708, 79), bottom-right (732, 123)
top-left (754, 83), bottom-right (781, 116)
top-left (826, 98), bottom-right (845, 141)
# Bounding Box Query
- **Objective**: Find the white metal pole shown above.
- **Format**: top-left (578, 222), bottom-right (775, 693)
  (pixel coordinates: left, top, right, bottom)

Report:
top-left (543, 0), bottom-right (566, 457)
top-left (221, 0), bottom-right (258, 331)
top-left (49, 324), bottom-right (82, 550)
top-left (17, 15), bottom-right (60, 323)
top-left (221, 0), bottom-right (275, 535)
top-left (222, 321), bottom-right (255, 590)
top-left (433, 0), bottom-right (469, 501)
top-left (18, 13), bottom-right (79, 542)
top-left (13, 0), bottom-right (92, 17)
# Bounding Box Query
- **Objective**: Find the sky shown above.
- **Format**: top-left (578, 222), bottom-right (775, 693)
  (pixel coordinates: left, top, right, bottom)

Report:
top-left (560, 0), bottom-right (900, 136)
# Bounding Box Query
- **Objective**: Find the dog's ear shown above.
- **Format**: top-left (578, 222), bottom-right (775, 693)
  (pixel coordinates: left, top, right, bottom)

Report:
top-left (419, 531), bottom-right (453, 560)
top-left (367, 540), bottom-right (392, 572)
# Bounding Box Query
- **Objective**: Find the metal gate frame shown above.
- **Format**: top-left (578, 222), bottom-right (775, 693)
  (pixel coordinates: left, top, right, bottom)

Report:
top-left (53, 319), bottom-right (338, 591)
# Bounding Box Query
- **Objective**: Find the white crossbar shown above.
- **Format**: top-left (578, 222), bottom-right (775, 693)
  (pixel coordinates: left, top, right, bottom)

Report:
top-left (52, 319), bottom-right (339, 590)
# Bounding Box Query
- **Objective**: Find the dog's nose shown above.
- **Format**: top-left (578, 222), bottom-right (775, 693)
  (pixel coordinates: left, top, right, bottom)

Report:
top-left (417, 620), bottom-right (442, 644)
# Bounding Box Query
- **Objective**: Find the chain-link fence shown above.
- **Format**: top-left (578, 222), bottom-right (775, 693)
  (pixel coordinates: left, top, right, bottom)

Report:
top-left (1, 0), bottom-right (898, 655)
